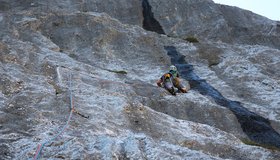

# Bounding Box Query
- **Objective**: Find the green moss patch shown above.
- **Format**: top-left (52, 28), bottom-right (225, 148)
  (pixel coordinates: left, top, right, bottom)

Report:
top-left (107, 69), bottom-right (127, 75)
top-left (184, 36), bottom-right (199, 43)
top-left (241, 138), bottom-right (280, 151)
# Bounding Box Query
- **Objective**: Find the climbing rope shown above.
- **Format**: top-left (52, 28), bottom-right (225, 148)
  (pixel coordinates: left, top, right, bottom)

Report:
top-left (33, 73), bottom-right (75, 160)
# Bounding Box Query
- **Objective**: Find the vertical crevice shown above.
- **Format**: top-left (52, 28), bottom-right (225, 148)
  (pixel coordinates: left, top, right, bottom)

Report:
top-left (142, 0), bottom-right (165, 34)
top-left (164, 46), bottom-right (280, 149)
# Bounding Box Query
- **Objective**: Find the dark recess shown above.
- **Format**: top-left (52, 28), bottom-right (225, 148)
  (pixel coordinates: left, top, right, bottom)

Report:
top-left (142, 0), bottom-right (165, 34)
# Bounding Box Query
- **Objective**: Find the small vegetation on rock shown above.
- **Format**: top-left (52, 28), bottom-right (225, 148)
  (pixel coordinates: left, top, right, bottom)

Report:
top-left (184, 36), bottom-right (199, 43)
top-left (107, 69), bottom-right (128, 74)
top-left (241, 138), bottom-right (280, 151)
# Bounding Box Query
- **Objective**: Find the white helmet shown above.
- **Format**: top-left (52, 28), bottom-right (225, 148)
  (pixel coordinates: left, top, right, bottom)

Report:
top-left (169, 65), bottom-right (177, 71)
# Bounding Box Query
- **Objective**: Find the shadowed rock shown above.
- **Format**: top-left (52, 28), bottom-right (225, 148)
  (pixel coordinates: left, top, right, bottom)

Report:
top-left (142, 0), bottom-right (165, 34)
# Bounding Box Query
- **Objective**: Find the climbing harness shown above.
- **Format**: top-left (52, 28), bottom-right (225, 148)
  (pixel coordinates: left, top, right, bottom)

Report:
top-left (33, 73), bottom-right (76, 160)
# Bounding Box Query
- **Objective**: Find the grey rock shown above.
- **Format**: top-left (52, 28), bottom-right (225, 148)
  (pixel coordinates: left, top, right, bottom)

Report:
top-left (148, 0), bottom-right (280, 49)
top-left (0, 0), bottom-right (280, 159)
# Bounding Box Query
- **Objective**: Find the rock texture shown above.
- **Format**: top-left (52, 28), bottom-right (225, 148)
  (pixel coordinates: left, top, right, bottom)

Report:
top-left (148, 0), bottom-right (280, 49)
top-left (0, 0), bottom-right (280, 159)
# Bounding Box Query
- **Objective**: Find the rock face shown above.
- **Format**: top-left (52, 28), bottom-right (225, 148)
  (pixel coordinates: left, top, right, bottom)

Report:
top-left (147, 0), bottom-right (280, 49)
top-left (0, 0), bottom-right (280, 159)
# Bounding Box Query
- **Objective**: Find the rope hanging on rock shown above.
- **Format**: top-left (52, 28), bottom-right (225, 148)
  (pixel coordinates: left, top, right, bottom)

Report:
top-left (33, 73), bottom-right (75, 160)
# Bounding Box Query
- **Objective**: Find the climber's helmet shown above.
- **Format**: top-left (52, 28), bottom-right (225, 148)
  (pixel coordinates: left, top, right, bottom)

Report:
top-left (169, 65), bottom-right (177, 76)
top-left (169, 65), bottom-right (177, 72)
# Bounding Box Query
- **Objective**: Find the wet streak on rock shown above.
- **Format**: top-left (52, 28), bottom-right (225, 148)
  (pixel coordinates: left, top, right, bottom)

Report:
top-left (142, 0), bottom-right (165, 34)
top-left (164, 46), bottom-right (280, 148)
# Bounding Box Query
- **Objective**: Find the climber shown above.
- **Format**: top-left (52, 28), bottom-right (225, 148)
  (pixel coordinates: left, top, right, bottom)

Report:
top-left (156, 65), bottom-right (188, 95)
